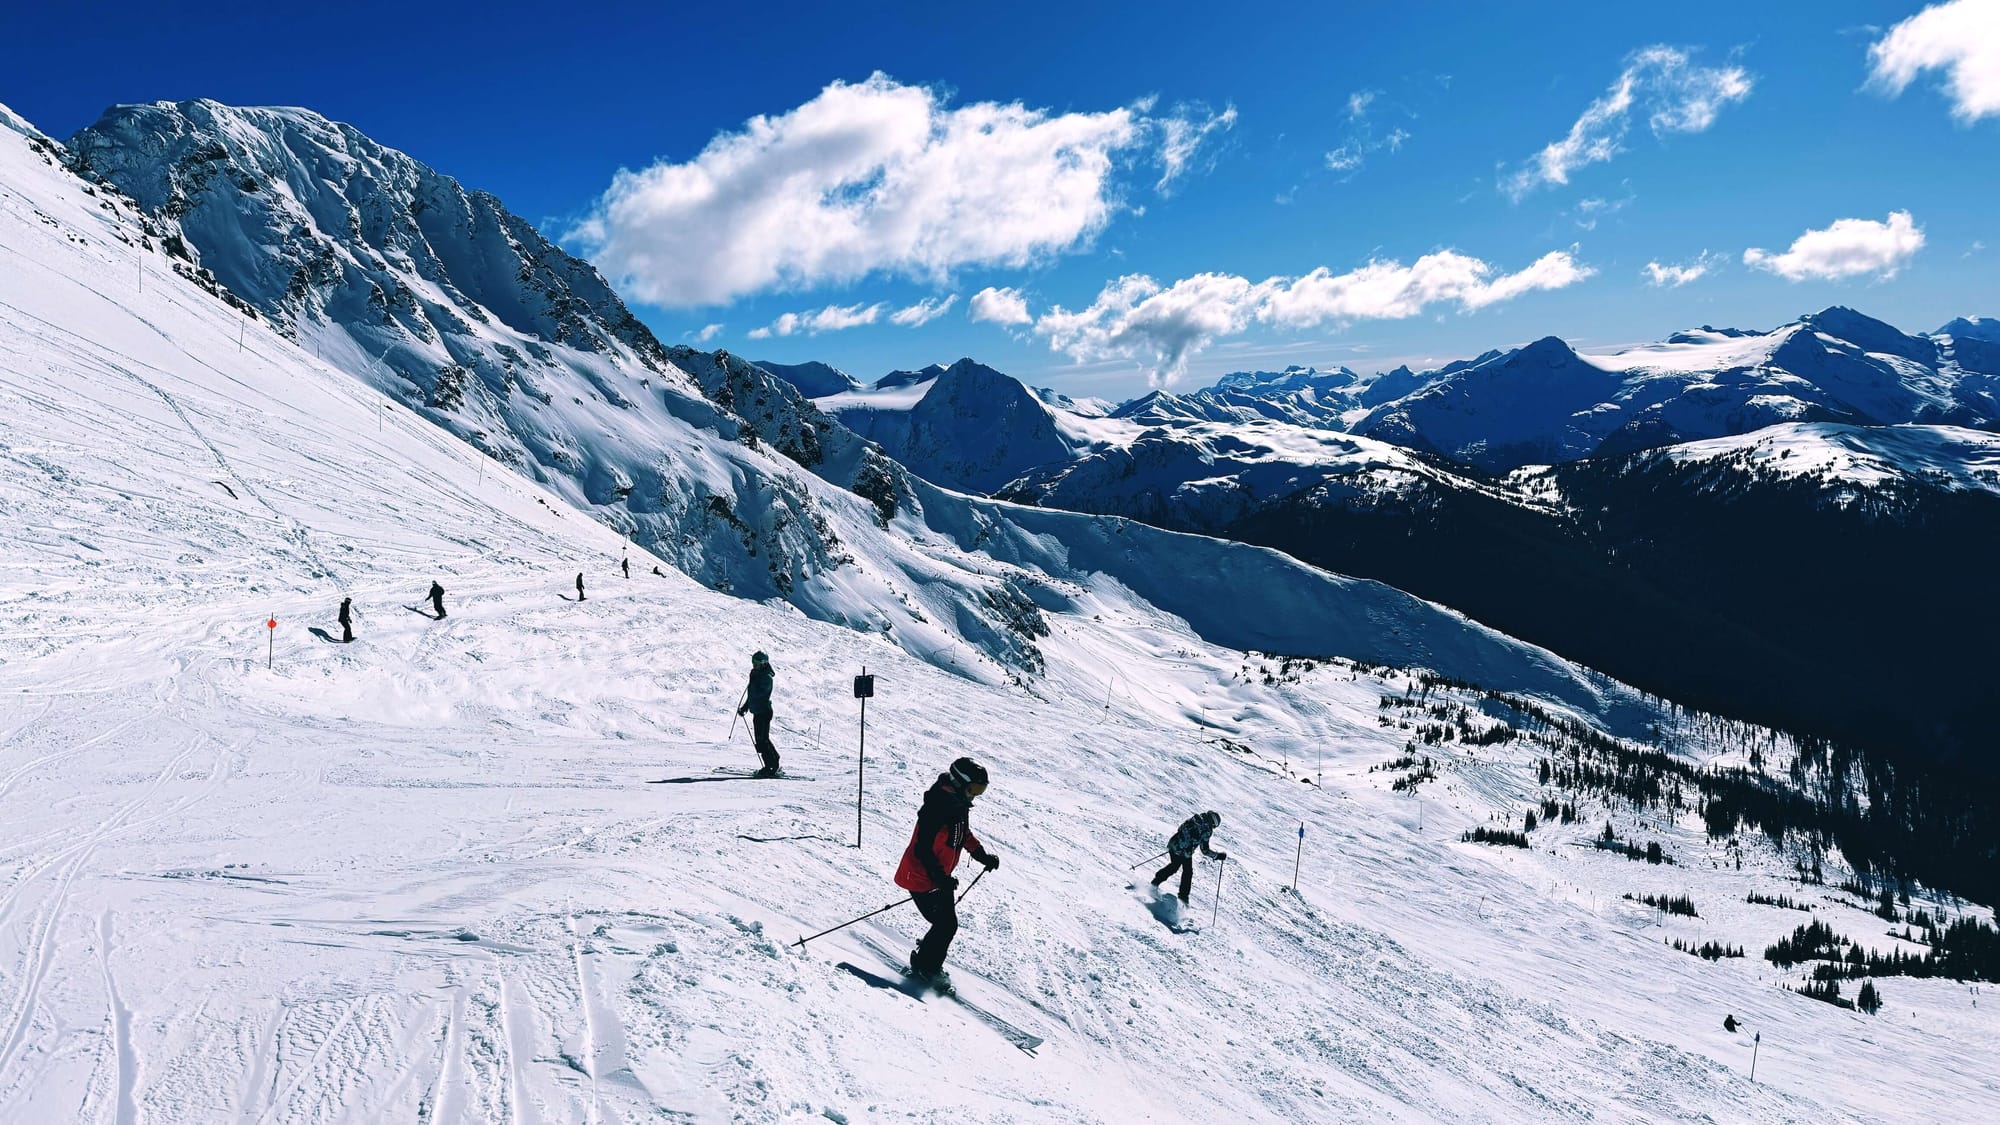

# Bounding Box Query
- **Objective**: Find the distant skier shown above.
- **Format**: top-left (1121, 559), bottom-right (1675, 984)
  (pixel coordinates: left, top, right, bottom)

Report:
top-left (428, 580), bottom-right (446, 619)
top-left (894, 757), bottom-right (1000, 992)
top-left (735, 651), bottom-right (781, 777)
top-left (576, 572), bottom-right (586, 601)
top-left (338, 597), bottom-right (353, 643)
top-left (652, 565), bottom-right (665, 577)
top-left (621, 557), bottom-right (630, 579)
top-left (1724, 1014), bottom-right (1739, 1033)
top-left (1152, 811), bottom-right (1226, 905)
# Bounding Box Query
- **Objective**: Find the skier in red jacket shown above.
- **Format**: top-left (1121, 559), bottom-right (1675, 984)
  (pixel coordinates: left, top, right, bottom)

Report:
top-left (894, 757), bottom-right (1000, 991)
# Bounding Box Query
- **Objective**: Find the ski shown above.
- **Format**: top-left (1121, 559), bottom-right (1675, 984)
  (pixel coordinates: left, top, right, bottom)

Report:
top-left (849, 935), bottom-right (1045, 1053)
top-left (712, 767), bottom-right (815, 780)
top-left (834, 962), bottom-right (1044, 1054)
top-left (647, 773), bottom-right (813, 784)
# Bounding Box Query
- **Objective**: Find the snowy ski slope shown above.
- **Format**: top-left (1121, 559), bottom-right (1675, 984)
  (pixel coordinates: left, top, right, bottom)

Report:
top-left (3, 106), bottom-right (1997, 1124)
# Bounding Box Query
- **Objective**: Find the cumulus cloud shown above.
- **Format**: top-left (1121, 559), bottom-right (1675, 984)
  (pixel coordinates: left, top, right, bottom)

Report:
top-left (1642, 252), bottom-right (1720, 287)
top-left (1868, 0), bottom-right (2000, 121)
top-left (1029, 249), bottom-right (1594, 384)
top-left (969, 286), bottom-right (1033, 326)
top-left (889, 294), bottom-right (957, 327)
top-left (747, 302), bottom-right (885, 339)
top-left (570, 73), bottom-right (1231, 307)
top-left (1743, 212), bottom-right (1924, 282)
top-left (1504, 47), bottom-right (1752, 199)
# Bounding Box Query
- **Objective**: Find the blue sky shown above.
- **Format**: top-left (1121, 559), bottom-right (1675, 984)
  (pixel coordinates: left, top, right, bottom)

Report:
top-left (6, 0), bottom-right (1998, 398)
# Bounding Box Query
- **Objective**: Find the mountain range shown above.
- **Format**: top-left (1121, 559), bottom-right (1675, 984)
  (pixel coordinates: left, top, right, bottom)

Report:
top-left (788, 312), bottom-right (2000, 775)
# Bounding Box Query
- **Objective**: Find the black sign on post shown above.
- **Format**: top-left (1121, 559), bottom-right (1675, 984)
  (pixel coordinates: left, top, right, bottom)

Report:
top-left (853, 668), bottom-right (873, 848)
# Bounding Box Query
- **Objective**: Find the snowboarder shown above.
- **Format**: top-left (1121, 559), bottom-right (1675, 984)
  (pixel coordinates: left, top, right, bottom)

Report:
top-left (894, 757), bottom-right (1000, 991)
top-left (428, 580), bottom-right (446, 619)
top-left (735, 651), bottom-right (780, 777)
top-left (621, 557), bottom-right (630, 579)
top-left (338, 596), bottom-right (353, 643)
top-left (1152, 811), bottom-right (1226, 905)
top-left (576, 572), bottom-right (585, 601)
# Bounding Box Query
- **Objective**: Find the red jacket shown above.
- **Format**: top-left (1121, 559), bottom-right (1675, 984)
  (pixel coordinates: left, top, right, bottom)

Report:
top-left (895, 774), bottom-right (986, 893)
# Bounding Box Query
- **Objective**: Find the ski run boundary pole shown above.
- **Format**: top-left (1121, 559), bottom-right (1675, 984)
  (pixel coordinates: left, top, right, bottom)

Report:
top-left (1291, 821), bottom-right (1304, 892)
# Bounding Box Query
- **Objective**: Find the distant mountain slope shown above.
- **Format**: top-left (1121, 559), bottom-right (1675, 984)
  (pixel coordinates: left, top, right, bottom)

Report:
top-left (754, 358), bottom-right (861, 397)
top-left (1351, 309), bottom-right (1999, 472)
top-left (816, 357), bottom-right (1096, 493)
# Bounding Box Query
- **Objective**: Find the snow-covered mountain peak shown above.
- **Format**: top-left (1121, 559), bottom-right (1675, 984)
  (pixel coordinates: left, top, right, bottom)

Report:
top-left (754, 358), bottom-right (862, 397)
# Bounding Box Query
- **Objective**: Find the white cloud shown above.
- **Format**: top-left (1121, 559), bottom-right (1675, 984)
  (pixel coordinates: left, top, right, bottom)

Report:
top-left (1029, 249), bottom-right (1594, 384)
top-left (1743, 211), bottom-right (1924, 281)
top-left (1322, 92), bottom-right (1411, 180)
top-left (571, 74), bottom-right (1228, 307)
top-left (1868, 0), bottom-right (2000, 121)
top-left (969, 286), bottom-right (1033, 326)
top-left (889, 294), bottom-right (957, 327)
top-left (1325, 144), bottom-right (1365, 172)
top-left (1642, 252), bottom-right (1720, 287)
top-left (1504, 46), bottom-right (1752, 199)
top-left (749, 302), bottom-right (886, 339)
top-left (1157, 105), bottom-right (1238, 191)
top-left (693, 323), bottom-right (724, 343)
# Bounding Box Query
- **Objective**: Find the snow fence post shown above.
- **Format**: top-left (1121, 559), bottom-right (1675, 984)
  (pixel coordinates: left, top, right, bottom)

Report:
top-left (853, 669), bottom-right (875, 848)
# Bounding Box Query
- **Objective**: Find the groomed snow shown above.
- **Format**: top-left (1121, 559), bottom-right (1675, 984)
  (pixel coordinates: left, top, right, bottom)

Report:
top-left (4, 106), bottom-right (1997, 1124)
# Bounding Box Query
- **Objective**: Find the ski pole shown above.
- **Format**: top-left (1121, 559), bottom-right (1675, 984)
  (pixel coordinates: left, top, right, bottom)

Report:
top-left (1128, 850), bottom-right (1169, 871)
top-left (1211, 857), bottom-right (1225, 928)
top-left (792, 868), bottom-right (989, 949)
top-left (792, 896), bottom-right (912, 949)
top-left (726, 688), bottom-right (747, 741)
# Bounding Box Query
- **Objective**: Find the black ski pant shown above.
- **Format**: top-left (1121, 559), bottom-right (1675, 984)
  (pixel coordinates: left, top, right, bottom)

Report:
top-left (751, 708), bottom-right (779, 772)
top-left (341, 622), bottom-right (353, 643)
top-left (431, 597), bottom-right (446, 618)
top-left (1153, 854), bottom-right (1195, 902)
top-left (911, 887), bottom-right (959, 976)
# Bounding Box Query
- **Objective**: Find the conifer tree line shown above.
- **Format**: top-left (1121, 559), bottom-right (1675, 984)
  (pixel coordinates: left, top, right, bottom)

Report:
top-left (1373, 667), bottom-right (2000, 908)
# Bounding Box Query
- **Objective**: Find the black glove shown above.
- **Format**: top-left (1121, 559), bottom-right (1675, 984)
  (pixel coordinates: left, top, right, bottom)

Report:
top-left (1213, 851), bottom-right (1228, 862)
top-left (979, 853), bottom-right (1000, 871)
top-left (736, 705), bottom-right (747, 716)
top-left (939, 874), bottom-right (960, 892)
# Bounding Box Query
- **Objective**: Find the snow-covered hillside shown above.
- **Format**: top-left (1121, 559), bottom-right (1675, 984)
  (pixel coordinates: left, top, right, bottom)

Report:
top-left (12, 98), bottom-right (2000, 1123)
top-left (1649, 422), bottom-right (2000, 498)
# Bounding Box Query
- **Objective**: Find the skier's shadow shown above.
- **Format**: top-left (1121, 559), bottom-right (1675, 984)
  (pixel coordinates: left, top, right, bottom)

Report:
top-left (306, 627), bottom-right (340, 643)
top-left (404, 604), bottom-right (445, 619)
top-left (557, 593), bottom-right (578, 601)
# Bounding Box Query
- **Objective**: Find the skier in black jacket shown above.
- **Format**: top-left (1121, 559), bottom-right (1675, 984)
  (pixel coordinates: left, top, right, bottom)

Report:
top-left (428, 581), bottom-right (446, 619)
top-left (1152, 811), bottom-right (1226, 905)
top-left (338, 597), bottom-right (353, 643)
top-left (735, 651), bottom-right (780, 777)
top-left (894, 757), bottom-right (999, 991)
top-left (576, 572), bottom-right (586, 601)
